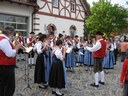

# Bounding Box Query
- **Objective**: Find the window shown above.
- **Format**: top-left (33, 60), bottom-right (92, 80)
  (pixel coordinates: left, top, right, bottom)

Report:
top-left (0, 14), bottom-right (28, 36)
top-left (53, 0), bottom-right (59, 8)
top-left (71, 0), bottom-right (76, 12)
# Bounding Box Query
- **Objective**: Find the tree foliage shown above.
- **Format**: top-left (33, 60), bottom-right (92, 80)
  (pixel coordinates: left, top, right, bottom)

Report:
top-left (85, 0), bottom-right (128, 37)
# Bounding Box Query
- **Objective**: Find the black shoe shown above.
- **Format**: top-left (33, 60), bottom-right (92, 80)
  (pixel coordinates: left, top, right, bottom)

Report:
top-left (32, 64), bottom-right (36, 66)
top-left (80, 64), bottom-right (83, 66)
top-left (21, 59), bottom-right (25, 61)
top-left (99, 81), bottom-right (105, 85)
top-left (52, 91), bottom-right (56, 94)
top-left (55, 93), bottom-right (64, 96)
top-left (28, 64), bottom-right (32, 68)
top-left (70, 70), bottom-right (75, 73)
top-left (39, 85), bottom-right (48, 89)
top-left (15, 65), bottom-right (19, 68)
top-left (90, 83), bottom-right (99, 88)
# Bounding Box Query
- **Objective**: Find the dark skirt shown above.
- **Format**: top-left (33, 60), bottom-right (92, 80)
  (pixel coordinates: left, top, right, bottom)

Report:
top-left (34, 53), bottom-right (45, 84)
top-left (49, 60), bottom-right (65, 89)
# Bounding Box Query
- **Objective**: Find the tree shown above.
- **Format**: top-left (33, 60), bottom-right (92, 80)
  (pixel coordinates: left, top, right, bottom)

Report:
top-left (85, 0), bottom-right (128, 37)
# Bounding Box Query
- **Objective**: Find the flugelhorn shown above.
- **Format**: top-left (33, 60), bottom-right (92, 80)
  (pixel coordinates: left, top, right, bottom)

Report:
top-left (12, 39), bottom-right (26, 51)
top-left (12, 39), bottom-right (33, 53)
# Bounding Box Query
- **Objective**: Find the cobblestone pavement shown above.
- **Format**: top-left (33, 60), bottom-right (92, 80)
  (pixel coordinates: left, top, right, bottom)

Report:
top-left (14, 58), bottom-right (123, 96)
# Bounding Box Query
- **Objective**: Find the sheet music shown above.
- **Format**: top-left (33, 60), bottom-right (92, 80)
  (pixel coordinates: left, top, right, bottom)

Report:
top-left (78, 52), bottom-right (84, 55)
top-left (24, 47), bottom-right (33, 53)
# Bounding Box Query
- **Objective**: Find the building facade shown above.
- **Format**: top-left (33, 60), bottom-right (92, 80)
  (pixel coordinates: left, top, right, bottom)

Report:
top-left (0, 0), bottom-right (38, 36)
top-left (0, 0), bottom-right (88, 37)
top-left (35, 0), bottom-right (88, 37)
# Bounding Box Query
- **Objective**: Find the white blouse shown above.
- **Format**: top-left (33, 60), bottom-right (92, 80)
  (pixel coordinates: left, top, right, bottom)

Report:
top-left (34, 41), bottom-right (43, 54)
top-left (53, 47), bottom-right (63, 61)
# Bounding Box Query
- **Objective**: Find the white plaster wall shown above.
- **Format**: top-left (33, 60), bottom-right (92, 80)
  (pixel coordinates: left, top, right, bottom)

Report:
top-left (34, 14), bottom-right (84, 37)
top-left (37, 0), bottom-right (85, 21)
top-left (0, 1), bottom-right (34, 33)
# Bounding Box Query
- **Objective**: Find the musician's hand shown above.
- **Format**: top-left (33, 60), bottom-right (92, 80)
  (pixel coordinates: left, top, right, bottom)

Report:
top-left (63, 47), bottom-right (67, 52)
top-left (84, 46), bottom-right (87, 50)
top-left (29, 38), bottom-right (36, 44)
top-left (15, 44), bottom-right (22, 52)
top-left (120, 82), bottom-right (124, 88)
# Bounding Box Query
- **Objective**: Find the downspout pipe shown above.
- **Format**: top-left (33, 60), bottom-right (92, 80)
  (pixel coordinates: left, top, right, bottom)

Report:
top-left (31, 1), bottom-right (39, 32)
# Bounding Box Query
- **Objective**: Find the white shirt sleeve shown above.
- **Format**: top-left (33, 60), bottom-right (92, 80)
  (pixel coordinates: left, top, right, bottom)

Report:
top-left (0, 39), bottom-right (16, 57)
top-left (86, 41), bottom-right (101, 52)
top-left (36, 42), bottom-right (43, 54)
top-left (50, 40), bottom-right (54, 48)
top-left (77, 42), bottom-right (80, 48)
top-left (27, 38), bottom-right (30, 44)
top-left (113, 42), bottom-right (116, 49)
top-left (55, 49), bottom-right (63, 61)
top-left (110, 43), bottom-right (114, 51)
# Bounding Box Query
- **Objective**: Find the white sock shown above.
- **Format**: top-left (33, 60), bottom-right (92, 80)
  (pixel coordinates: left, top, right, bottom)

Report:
top-left (17, 54), bottom-right (19, 60)
top-left (56, 88), bottom-right (62, 95)
top-left (20, 53), bottom-right (24, 60)
top-left (100, 71), bottom-right (105, 82)
top-left (31, 58), bottom-right (34, 64)
top-left (94, 72), bottom-right (99, 85)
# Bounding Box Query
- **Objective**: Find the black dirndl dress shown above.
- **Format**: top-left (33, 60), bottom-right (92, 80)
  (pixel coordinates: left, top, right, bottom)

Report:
top-left (49, 55), bottom-right (65, 89)
top-left (34, 53), bottom-right (45, 84)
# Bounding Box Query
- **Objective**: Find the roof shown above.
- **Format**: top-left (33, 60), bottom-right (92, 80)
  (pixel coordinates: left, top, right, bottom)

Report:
top-left (79, 0), bottom-right (90, 15)
top-left (1, 0), bottom-right (39, 9)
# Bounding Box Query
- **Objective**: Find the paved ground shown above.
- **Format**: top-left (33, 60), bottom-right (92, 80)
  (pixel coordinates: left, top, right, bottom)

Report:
top-left (14, 57), bottom-right (123, 96)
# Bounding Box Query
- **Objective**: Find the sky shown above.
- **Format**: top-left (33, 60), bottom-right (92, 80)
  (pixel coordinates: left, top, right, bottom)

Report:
top-left (86, 0), bottom-right (128, 8)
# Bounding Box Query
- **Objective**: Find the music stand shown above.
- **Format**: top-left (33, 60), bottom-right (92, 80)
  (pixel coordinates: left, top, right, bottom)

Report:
top-left (23, 50), bottom-right (33, 90)
top-left (17, 47), bottom-right (33, 90)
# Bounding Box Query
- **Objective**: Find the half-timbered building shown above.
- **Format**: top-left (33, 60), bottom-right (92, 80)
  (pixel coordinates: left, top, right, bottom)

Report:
top-left (0, 0), bottom-right (89, 37)
top-left (35, 0), bottom-right (89, 37)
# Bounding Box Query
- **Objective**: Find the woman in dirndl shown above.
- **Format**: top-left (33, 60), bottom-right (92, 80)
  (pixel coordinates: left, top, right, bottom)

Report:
top-left (34, 34), bottom-right (48, 89)
top-left (84, 38), bottom-right (94, 70)
top-left (65, 37), bottom-right (76, 72)
top-left (49, 40), bottom-right (66, 96)
top-left (102, 38), bottom-right (115, 69)
top-left (76, 38), bottom-right (84, 66)
top-left (44, 38), bottom-right (53, 85)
